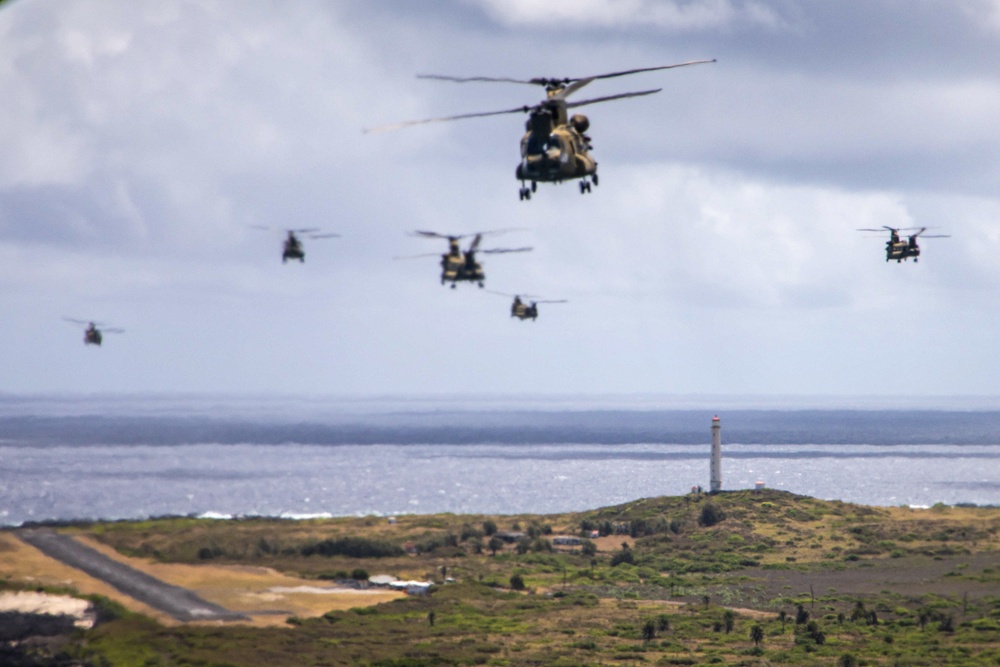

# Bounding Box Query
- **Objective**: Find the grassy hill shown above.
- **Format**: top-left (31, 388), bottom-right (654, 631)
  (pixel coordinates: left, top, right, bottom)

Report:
top-left (5, 490), bottom-right (1000, 666)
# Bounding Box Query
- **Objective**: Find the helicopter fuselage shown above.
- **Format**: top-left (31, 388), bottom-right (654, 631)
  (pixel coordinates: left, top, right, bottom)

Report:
top-left (283, 236), bottom-right (305, 263)
top-left (516, 102), bottom-right (597, 197)
top-left (511, 299), bottom-right (538, 320)
top-left (440, 250), bottom-right (485, 287)
top-left (84, 328), bottom-right (102, 345)
top-left (886, 238), bottom-right (920, 262)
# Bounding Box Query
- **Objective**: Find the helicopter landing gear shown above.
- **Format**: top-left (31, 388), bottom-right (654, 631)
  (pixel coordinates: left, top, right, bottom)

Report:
top-left (519, 186), bottom-right (532, 200)
top-left (451, 283), bottom-right (457, 289)
top-left (592, 173), bottom-right (598, 186)
top-left (478, 281), bottom-right (484, 288)
top-left (531, 180), bottom-right (537, 192)
top-left (579, 179), bottom-right (592, 194)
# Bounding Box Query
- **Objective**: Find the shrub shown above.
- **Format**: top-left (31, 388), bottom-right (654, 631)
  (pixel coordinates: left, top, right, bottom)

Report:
top-left (300, 537), bottom-right (404, 558)
top-left (510, 573), bottom-right (525, 590)
top-left (699, 503), bottom-right (725, 527)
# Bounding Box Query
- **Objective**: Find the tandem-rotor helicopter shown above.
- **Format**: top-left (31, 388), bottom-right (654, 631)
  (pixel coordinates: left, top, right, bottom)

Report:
top-left (489, 291), bottom-right (568, 321)
top-left (398, 230), bottom-right (531, 288)
top-left (63, 318), bottom-right (124, 346)
top-left (857, 226), bottom-right (950, 263)
top-left (366, 60), bottom-right (715, 199)
top-left (251, 226), bottom-right (341, 263)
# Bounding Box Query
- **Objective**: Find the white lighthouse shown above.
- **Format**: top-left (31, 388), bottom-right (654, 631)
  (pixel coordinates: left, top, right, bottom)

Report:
top-left (710, 415), bottom-right (722, 493)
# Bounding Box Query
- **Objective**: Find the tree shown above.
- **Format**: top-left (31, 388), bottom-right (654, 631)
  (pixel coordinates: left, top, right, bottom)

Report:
top-left (723, 609), bottom-right (736, 634)
top-left (427, 611), bottom-right (435, 626)
top-left (488, 536), bottom-right (504, 556)
top-left (699, 502), bottom-right (725, 527)
top-left (838, 654), bottom-right (858, 667)
top-left (482, 519), bottom-right (497, 536)
top-left (509, 573), bottom-right (525, 591)
top-left (778, 610), bottom-right (788, 631)
top-left (795, 604), bottom-right (809, 625)
top-left (580, 540), bottom-right (597, 557)
top-left (749, 624), bottom-right (764, 647)
top-left (657, 614), bottom-right (670, 632)
top-left (641, 619), bottom-right (656, 642)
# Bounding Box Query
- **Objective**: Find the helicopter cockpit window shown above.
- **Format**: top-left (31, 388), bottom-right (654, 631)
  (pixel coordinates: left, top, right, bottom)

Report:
top-left (546, 134), bottom-right (564, 152)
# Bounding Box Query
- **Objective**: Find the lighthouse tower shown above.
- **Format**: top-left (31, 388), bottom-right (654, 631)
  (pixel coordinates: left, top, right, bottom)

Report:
top-left (710, 415), bottom-right (722, 493)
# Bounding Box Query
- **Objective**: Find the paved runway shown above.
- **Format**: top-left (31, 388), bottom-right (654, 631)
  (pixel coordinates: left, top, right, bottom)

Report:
top-left (16, 528), bottom-right (246, 622)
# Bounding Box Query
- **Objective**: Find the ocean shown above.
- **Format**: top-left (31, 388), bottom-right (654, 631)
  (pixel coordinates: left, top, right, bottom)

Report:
top-left (1, 394), bottom-right (999, 526)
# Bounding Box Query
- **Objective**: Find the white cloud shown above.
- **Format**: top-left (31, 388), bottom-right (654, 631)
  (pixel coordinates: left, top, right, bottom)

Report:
top-left (470, 0), bottom-right (787, 31)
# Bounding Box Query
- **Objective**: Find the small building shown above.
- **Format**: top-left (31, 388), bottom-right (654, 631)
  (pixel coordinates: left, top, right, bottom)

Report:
top-left (552, 535), bottom-right (582, 547)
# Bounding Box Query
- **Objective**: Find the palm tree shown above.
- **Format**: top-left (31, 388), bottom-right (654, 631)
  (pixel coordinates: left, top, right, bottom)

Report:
top-left (749, 624), bottom-right (764, 647)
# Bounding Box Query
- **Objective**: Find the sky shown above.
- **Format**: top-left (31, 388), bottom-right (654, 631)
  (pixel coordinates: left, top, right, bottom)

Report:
top-left (1, 0), bottom-right (999, 400)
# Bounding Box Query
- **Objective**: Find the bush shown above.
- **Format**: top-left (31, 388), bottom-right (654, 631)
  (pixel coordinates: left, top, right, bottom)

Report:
top-left (699, 503), bottom-right (725, 527)
top-left (510, 573), bottom-right (526, 590)
top-left (300, 537), bottom-right (405, 558)
top-left (482, 520), bottom-right (497, 536)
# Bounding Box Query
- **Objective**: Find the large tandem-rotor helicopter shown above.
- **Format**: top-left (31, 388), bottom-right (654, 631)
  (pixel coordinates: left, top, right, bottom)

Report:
top-left (489, 291), bottom-right (567, 321)
top-left (399, 230), bottom-right (531, 288)
top-left (366, 61), bottom-right (715, 199)
top-left (251, 226), bottom-right (341, 263)
top-left (63, 318), bottom-right (124, 346)
top-left (857, 226), bottom-right (950, 263)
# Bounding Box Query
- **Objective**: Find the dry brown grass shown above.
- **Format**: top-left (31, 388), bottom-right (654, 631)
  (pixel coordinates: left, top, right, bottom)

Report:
top-left (1, 532), bottom-right (404, 628)
top-left (71, 535), bottom-right (405, 627)
top-left (0, 532), bottom-right (169, 622)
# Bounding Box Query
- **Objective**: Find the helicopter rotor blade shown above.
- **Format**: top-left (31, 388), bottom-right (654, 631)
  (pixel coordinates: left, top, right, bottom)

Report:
top-left (102, 328), bottom-right (125, 334)
top-left (565, 88), bottom-right (662, 109)
top-left (306, 233), bottom-right (341, 239)
top-left (552, 76), bottom-right (595, 101)
top-left (62, 317), bottom-right (92, 325)
top-left (919, 234), bottom-right (951, 238)
top-left (534, 299), bottom-right (568, 304)
top-left (411, 230), bottom-right (453, 239)
top-left (572, 60), bottom-right (717, 83)
top-left (469, 234), bottom-right (483, 252)
top-left (417, 74), bottom-right (539, 86)
top-left (364, 105), bottom-right (532, 134)
top-left (420, 60), bottom-right (716, 89)
top-left (480, 247), bottom-right (533, 254)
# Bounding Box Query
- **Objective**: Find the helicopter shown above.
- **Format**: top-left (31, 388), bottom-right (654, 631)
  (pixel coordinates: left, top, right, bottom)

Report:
top-left (398, 230), bottom-right (531, 288)
top-left (366, 60), bottom-right (715, 199)
top-left (856, 226), bottom-right (950, 263)
top-left (489, 291), bottom-right (567, 321)
top-left (251, 226), bottom-right (341, 263)
top-left (63, 318), bottom-right (124, 346)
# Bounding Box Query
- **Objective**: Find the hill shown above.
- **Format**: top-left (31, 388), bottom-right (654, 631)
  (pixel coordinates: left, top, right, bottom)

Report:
top-left (3, 490), bottom-right (999, 666)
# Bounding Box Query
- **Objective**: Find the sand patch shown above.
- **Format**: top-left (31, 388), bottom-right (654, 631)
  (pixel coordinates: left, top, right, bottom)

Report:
top-left (0, 591), bottom-right (96, 628)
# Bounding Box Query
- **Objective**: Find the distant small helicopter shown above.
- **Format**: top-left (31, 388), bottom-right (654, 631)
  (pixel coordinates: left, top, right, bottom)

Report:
top-left (398, 230), bottom-right (531, 288)
top-left (489, 291), bottom-right (567, 321)
top-left (857, 226), bottom-right (949, 263)
top-left (366, 61), bottom-right (714, 199)
top-left (251, 226), bottom-right (340, 263)
top-left (63, 318), bottom-right (124, 346)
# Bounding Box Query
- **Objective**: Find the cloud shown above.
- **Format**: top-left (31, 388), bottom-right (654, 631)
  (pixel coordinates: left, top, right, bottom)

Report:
top-left (470, 0), bottom-right (788, 31)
